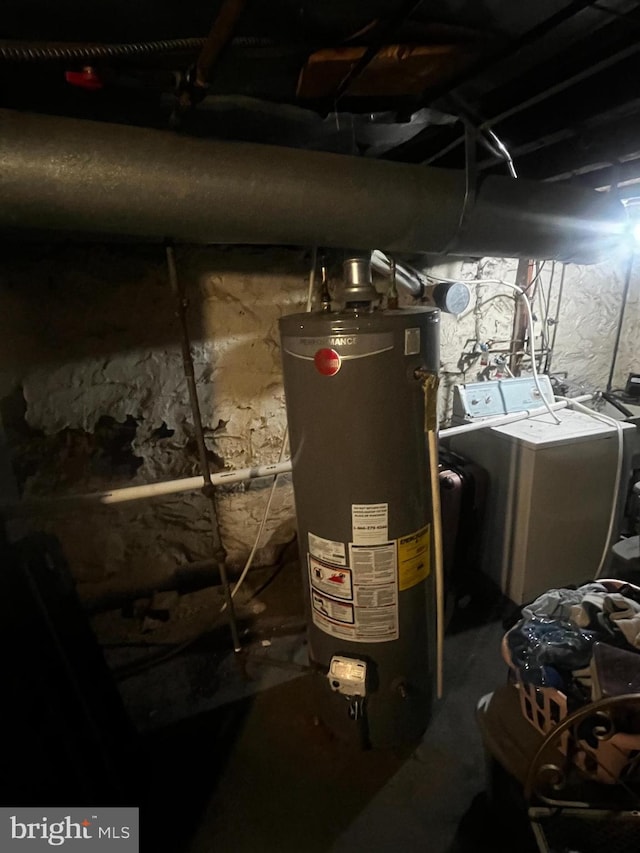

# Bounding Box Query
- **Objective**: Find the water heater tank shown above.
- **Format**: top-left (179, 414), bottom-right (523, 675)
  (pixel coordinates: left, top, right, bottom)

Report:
top-left (279, 306), bottom-right (440, 748)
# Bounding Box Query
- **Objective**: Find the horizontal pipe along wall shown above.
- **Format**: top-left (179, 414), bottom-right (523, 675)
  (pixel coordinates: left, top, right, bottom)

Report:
top-left (0, 109), bottom-right (626, 263)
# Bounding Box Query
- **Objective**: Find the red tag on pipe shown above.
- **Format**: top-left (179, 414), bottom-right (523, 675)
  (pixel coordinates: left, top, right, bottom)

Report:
top-left (65, 67), bottom-right (104, 91)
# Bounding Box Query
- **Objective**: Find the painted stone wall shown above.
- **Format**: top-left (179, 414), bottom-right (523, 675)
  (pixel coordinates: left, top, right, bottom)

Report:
top-left (548, 253), bottom-right (638, 392)
top-left (1, 241), bottom-right (637, 600)
top-left (0, 244), bottom-right (309, 596)
top-left (430, 250), bottom-right (637, 416)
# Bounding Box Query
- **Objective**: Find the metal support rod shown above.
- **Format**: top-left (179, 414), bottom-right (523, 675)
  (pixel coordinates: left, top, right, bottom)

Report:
top-left (541, 261), bottom-right (557, 374)
top-left (546, 262), bottom-right (566, 375)
top-left (165, 241), bottom-right (241, 652)
top-left (607, 249), bottom-right (634, 391)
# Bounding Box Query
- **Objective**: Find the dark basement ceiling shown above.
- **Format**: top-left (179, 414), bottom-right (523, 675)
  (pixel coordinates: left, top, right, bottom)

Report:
top-left (3, 0), bottom-right (640, 198)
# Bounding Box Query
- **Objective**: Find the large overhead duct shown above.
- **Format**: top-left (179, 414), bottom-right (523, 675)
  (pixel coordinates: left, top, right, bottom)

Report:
top-left (0, 109), bottom-right (626, 262)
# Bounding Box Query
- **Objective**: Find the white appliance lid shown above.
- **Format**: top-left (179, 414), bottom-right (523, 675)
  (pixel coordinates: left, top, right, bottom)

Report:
top-left (491, 408), bottom-right (633, 450)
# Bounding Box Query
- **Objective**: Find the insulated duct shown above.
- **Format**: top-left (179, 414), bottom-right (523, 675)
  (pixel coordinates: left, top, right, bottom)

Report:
top-left (0, 109), bottom-right (626, 262)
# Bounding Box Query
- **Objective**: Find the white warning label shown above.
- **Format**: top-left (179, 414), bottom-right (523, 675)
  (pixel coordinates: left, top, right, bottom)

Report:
top-left (351, 503), bottom-right (388, 545)
top-left (351, 541), bottom-right (398, 642)
top-left (405, 327), bottom-right (421, 355)
top-left (310, 540), bottom-right (399, 643)
top-left (349, 544), bottom-right (399, 643)
top-left (309, 557), bottom-right (352, 600)
top-left (354, 586), bottom-right (395, 607)
top-left (353, 608), bottom-right (398, 638)
top-left (308, 531), bottom-right (346, 566)
top-left (350, 542), bottom-right (396, 585)
top-left (311, 590), bottom-right (355, 626)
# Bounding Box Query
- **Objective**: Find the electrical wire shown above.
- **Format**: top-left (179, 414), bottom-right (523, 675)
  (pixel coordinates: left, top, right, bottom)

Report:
top-left (554, 397), bottom-right (625, 580)
top-left (540, 261), bottom-right (556, 372)
top-left (607, 249), bottom-right (634, 391)
top-left (545, 261), bottom-right (555, 327)
top-left (486, 129), bottom-right (518, 178)
top-left (223, 249), bottom-right (318, 608)
top-left (536, 289), bottom-right (547, 351)
top-left (225, 428), bottom-right (289, 605)
top-left (427, 272), bottom-right (561, 423)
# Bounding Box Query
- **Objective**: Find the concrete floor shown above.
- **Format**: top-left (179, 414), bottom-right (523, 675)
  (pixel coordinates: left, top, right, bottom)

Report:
top-left (9, 530), bottom-right (639, 852)
top-left (117, 574), bottom-right (531, 853)
top-left (13, 530), bottom-right (535, 852)
top-left (101, 548), bottom-right (640, 853)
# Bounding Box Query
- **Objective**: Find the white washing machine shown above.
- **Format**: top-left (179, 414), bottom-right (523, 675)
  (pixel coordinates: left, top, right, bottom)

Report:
top-left (448, 408), bottom-right (636, 605)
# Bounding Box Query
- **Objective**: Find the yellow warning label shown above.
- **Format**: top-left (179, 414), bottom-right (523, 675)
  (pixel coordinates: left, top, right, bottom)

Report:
top-left (398, 524), bottom-right (431, 591)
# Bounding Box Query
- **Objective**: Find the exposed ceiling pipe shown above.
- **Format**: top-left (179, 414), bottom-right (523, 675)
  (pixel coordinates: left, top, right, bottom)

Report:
top-left (0, 37), bottom-right (208, 62)
top-left (0, 109), bottom-right (626, 263)
top-left (173, 0), bottom-right (248, 122)
top-left (194, 0), bottom-right (248, 88)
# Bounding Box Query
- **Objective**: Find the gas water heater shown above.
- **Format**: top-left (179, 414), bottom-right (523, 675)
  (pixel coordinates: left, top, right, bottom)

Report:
top-left (279, 256), bottom-right (440, 748)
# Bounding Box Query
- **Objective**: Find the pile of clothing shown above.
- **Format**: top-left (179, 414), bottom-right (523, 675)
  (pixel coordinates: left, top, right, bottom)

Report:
top-left (505, 581), bottom-right (640, 707)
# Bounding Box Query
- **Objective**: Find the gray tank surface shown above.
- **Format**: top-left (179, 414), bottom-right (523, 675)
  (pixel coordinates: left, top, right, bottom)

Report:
top-left (279, 307), bottom-right (440, 748)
